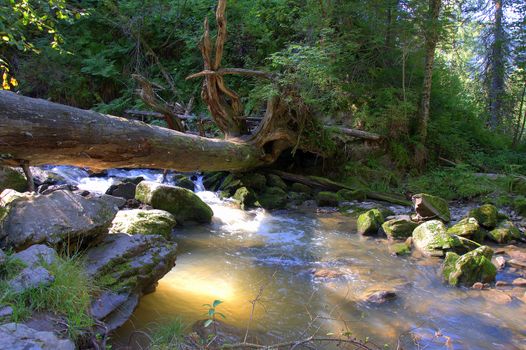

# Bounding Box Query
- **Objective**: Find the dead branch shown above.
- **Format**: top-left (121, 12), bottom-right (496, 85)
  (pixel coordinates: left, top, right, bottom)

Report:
top-left (330, 127), bottom-right (382, 141)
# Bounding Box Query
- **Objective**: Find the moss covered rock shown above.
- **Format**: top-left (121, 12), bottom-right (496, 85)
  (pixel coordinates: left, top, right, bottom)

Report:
top-left (487, 220), bottom-right (523, 244)
top-left (291, 183), bottom-right (312, 194)
top-left (174, 175), bottom-right (195, 191)
top-left (218, 173), bottom-right (243, 197)
top-left (442, 246), bottom-right (497, 286)
top-left (337, 189), bottom-right (367, 201)
top-left (135, 181), bottom-right (213, 224)
top-left (412, 193), bottom-right (450, 222)
top-left (257, 187), bottom-right (288, 210)
top-left (316, 191), bottom-right (341, 207)
top-left (357, 209), bottom-right (384, 235)
top-left (202, 172), bottom-right (227, 191)
top-left (446, 217), bottom-right (481, 238)
top-left (513, 197), bottom-right (526, 217)
top-left (266, 174), bottom-right (287, 190)
top-left (390, 242), bottom-right (411, 256)
top-left (412, 220), bottom-right (462, 257)
top-left (110, 209), bottom-right (176, 238)
top-left (240, 173), bottom-right (267, 191)
top-left (468, 204), bottom-right (499, 229)
top-left (382, 218), bottom-right (419, 240)
top-left (233, 187), bottom-right (257, 210)
top-left (0, 167), bottom-right (27, 193)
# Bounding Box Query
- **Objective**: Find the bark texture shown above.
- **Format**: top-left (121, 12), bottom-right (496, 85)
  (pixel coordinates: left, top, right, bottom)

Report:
top-left (417, 0), bottom-right (442, 143)
top-left (0, 91), bottom-right (266, 171)
top-left (488, 0), bottom-right (506, 129)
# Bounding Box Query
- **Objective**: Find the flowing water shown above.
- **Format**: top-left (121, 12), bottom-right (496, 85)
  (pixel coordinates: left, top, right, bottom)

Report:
top-left (47, 167), bottom-right (526, 349)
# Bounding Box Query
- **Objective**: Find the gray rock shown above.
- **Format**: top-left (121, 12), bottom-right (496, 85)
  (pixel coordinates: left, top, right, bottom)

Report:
top-left (0, 306), bottom-right (13, 321)
top-left (0, 190), bottom-right (118, 249)
top-left (105, 181), bottom-right (137, 200)
top-left (364, 290), bottom-right (397, 304)
top-left (99, 194), bottom-right (127, 209)
top-left (0, 249), bottom-right (5, 265)
top-left (9, 266), bottom-right (54, 293)
top-left (85, 234), bottom-right (176, 331)
top-left (0, 322), bottom-right (74, 350)
top-left (39, 184), bottom-right (78, 195)
top-left (84, 233), bottom-right (177, 294)
top-left (13, 245), bottom-right (57, 268)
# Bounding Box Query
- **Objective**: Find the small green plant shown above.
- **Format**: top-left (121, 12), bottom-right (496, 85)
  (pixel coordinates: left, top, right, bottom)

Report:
top-left (203, 299), bottom-right (226, 329)
top-left (149, 318), bottom-right (187, 350)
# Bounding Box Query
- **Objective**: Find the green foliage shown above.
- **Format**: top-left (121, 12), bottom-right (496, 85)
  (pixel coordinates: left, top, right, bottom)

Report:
top-left (203, 299), bottom-right (225, 328)
top-left (0, 252), bottom-right (97, 339)
top-left (150, 318), bottom-right (187, 350)
top-left (407, 165), bottom-right (496, 200)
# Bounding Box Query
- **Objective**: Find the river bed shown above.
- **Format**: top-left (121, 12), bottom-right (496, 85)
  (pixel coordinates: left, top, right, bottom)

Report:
top-left (46, 167), bottom-right (526, 350)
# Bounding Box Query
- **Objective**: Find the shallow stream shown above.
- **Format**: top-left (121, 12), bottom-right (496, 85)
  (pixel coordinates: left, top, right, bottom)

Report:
top-left (48, 167), bottom-right (526, 349)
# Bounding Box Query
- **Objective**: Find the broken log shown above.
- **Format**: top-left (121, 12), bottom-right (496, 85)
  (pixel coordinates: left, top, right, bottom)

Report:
top-left (0, 91), bottom-right (267, 172)
top-left (272, 170), bottom-right (411, 206)
top-left (330, 127), bottom-right (382, 141)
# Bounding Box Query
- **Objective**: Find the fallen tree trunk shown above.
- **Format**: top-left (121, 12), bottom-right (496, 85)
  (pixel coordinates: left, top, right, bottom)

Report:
top-left (0, 91), bottom-right (267, 171)
top-left (272, 170), bottom-right (411, 206)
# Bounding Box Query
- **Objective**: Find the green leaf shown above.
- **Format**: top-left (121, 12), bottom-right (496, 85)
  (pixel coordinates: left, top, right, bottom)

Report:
top-left (203, 319), bottom-right (213, 328)
top-left (216, 312), bottom-right (226, 319)
top-left (208, 309), bottom-right (215, 317)
top-left (212, 300), bottom-right (223, 307)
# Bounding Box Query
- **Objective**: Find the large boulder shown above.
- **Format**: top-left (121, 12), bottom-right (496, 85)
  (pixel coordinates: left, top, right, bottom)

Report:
top-left (257, 187), bottom-right (288, 210)
top-left (442, 246), bottom-right (497, 286)
top-left (135, 181), bottom-right (213, 224)
top-left (84, 233), bottom-right (177, 330)
top-left (0, 167), bottom-right (27, 193)
top-left (412, 193), bottom-right (450, 222)
top-left (487, 220), bottom-right (523, 244)
top-left (109, 209), bottom-right (177, 239)
top-left (0, 323), bottom-right (75, 350)
top-left (266, 174), bottom-right (287, 190)
top-left (357, 209), bottom-right (384, 235)
top-left (240, 173), bottom-right (267, 191)
top-left (382, 217), bottom-right (419, 240)
top-left (468, 204), bottom-right (499, 229)
top-left (412, 220), bottom-right (461, 257)
top-left (13, 244), bottom-right (57, 268)
top-left (0, 190), bottom-right (117, 250)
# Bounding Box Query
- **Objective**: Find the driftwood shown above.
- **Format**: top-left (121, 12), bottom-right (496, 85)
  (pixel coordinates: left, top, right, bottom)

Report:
top-left (272, 170), bottom-right (411, 206)
top-left (330, 126), bottom-right (382, 141)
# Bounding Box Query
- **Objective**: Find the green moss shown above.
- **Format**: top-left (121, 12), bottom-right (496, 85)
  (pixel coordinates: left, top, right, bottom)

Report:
top-left (291, 183), bottom-right (312, 194)
top-left (390, 242), bottom-right (411, 256)
top-left (468, 204), bottom-right (498, 229)
top-left (382, 218), bottom-right (418, 240)
top-left (257, 187), bottom-right (288, 210)
top-left (487, 220), bottom-right (522, 244)
top-left (0, 167), bottom-right (27, 193)
top-left (337, 189), bottom-right (367, 201)
top-left (110, 209), bottom-right (177, 239)
top-left (316, 191), bottom-right (341, 207)
top-left (413, 193), bottom-right (451, 222)
top-left (412, 220), bottom-right (462, 257)
top-left (240, 173), bottom-right (267, 191)
top-left (513, 196), bottom-right (526, 216)
top-left (233, 187), bottom-right (257, 210)
top-left (357, 209), bottom-right (384, 235)
top-left (442, 246), bottom-right (496, 286)
top-left (446, 217), bottom-right (480, 238)
top-left (266, 174), bottom-right (287, 190)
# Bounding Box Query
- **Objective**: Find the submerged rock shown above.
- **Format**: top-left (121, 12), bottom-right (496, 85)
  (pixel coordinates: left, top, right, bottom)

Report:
top-left (316, 191), bottom-right (340, 207)
top-left (390, 242), bottom-right (411, 256)
top-left (488, 220), bottom-right (523, 244)
top-left (412, 193), bottom-right (451, 222)
top-left (135, 181), bottom-right (213, 224)
top-left (363, 289), bottom-right (397, 304)
top-left (468, 204), bottom-right (499, 229)
top-left (257, 186), bottom-right (288, 210)
top-left (84, 233), bottom-right (177, 330)
top-left (357, 209), bottom-right (384, 235)
top-left (412, 220), bottom-right (461, 257)
top-left (109, 209), bottom-right (176, 238)
top-left (382, 217), bottom-right (419, 240)
top-left (0, 190), bottom-right (117, 250)
top-left (0, 322), bottom-right (75, 350)
top-left (0, 167), bottom-right (27, 193)
top-left (442, 246), bottom-right (497, 287)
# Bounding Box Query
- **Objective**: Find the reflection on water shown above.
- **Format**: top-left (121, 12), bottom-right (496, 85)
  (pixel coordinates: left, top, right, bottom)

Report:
top-left (43, 167), bottom-right (526, 349)
top-left (115, 191), bottom-right (526, 350)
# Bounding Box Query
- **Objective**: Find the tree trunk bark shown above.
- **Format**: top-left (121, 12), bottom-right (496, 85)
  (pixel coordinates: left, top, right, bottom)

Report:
top-left (416, 0), bottom-right (442, 144)
top-left (0, 91), bottom-right (267, 171)
top-left (488, 0), bottom-right (506, 129)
